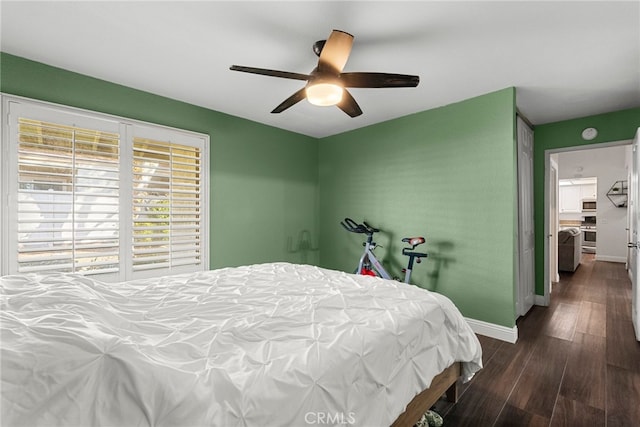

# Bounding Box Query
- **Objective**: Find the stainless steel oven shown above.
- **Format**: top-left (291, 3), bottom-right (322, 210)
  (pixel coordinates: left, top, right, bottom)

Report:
top-left (580, 215), bottom-right (596, 253)
top-left (581, 226), bottom-right (596, 253)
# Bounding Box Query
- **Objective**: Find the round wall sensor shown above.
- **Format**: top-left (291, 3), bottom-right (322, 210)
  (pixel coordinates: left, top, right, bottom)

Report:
top-left (581, 127), bottom-right (598, 140)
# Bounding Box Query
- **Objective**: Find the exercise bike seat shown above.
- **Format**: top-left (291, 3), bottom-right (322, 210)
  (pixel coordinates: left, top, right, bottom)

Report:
top-left (402, 237), bottom-right (425, 248)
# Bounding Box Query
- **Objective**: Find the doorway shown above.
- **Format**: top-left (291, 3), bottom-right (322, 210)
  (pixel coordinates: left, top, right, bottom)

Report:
top-left (544, 140), bottom-right (633, 303)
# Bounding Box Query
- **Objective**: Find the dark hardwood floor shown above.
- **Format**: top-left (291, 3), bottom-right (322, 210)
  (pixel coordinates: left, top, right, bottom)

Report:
top-left (434, 254), bottom-right (640, 426)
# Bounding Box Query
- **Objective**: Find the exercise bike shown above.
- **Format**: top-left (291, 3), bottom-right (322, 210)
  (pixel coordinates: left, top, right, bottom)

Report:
top-left (340, 217), bottom-right (428, 284)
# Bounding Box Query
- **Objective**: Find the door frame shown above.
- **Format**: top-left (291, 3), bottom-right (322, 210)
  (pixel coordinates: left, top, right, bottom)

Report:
top-left (549, 156), bottom-right (559, 285)
top-left (631, 128), bottom-right (639, 341)
top-left (543, 139), bottom-right (633, 304)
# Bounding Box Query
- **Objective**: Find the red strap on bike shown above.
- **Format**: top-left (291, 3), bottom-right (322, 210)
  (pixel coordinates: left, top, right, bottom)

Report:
top-left (360, 268), bottom-right (377, 276)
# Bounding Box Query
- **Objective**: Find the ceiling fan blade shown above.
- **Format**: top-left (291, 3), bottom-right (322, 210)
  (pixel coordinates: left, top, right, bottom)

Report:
top-left (339, 72), bottom-right (420, 88)
top-left (271, 88), bottom-right (308, 113)
top-left (337, 89), bottom-right (363, 118)
top-left (230, 65), bottom-right (310, 81)
top-left (318, 30), bottom-right (354, 74)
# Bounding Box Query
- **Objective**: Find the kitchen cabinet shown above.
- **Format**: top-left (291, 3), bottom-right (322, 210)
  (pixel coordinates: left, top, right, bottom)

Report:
top-left (559, 179), bottom-right (598, 213)
top-left (581, 183), bottom-right (597, 200)
top-left (560, 185), bottom-right (582, 213)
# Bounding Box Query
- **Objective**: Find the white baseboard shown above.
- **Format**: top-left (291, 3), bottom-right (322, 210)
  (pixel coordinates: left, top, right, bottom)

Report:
top-left (535, 294), bottom-right (548, 306)
top-left (595, 255), bottom-right (627, 263)
top-left (465, 317), bottom-right (518, 343)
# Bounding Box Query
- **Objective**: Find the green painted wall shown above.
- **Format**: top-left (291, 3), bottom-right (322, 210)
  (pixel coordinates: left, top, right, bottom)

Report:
top-left (533, 107), bottom-right (640, 295)
top-left (0, 52), bottom-right (320, 268)
top-left (318, 88), bottom-right (518, 327)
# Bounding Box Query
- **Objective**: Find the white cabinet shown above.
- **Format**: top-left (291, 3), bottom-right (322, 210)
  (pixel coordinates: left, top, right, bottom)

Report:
top-left (560, 185), bottom-right (582, 212)
top-left (559, 179), bottom-right (598, 213)
top-left (581, 183), bottom-right (597, 200)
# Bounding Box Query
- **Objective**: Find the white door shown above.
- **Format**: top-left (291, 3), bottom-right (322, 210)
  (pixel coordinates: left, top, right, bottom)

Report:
top-left (549, 157), bottom-right (560, 285)
top-left (517, 116), bottom-right (535, 317)
top-left (631, 128), bottom-right (640, 341)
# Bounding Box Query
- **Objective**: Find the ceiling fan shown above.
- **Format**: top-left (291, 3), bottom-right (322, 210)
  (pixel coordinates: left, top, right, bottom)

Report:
top-left (229, 29), bottom-right (420, 117)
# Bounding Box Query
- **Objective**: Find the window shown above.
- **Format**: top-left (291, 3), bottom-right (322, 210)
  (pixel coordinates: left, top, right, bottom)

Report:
top-left (131, 131), bottom-right (203, 273)
top-left (16, 118), bottom-right (121, 276)
top-left (1, 97), bottom-right (209, 281)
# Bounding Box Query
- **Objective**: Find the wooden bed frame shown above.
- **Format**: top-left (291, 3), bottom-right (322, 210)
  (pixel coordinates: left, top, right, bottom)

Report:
top-left (390, 362), bottom-right (461, 427)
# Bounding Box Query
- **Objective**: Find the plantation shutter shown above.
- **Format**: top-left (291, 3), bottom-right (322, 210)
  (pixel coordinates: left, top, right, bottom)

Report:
top-left (132, 132), bottom-right (203, 274)
top-left (15, 118), bottom-right (120, 275)
top-left (4, 97), bottom-right (209, 281)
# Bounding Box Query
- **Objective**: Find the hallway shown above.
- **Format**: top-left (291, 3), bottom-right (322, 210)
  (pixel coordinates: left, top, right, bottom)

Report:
top-left (437, 254), bottom-right (640, 426)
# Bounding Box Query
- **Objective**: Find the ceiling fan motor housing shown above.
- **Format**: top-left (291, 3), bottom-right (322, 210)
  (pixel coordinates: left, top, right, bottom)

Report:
top-left (313, 40), bottom-right (326, 57)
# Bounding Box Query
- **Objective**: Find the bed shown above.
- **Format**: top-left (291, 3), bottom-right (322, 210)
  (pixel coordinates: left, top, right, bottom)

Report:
top-left (1, 262), bottom-right (482, 426)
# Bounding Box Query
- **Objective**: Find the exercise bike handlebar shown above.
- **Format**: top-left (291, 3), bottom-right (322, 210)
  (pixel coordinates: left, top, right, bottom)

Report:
top-left (340, 217), bottom-right (380, 235)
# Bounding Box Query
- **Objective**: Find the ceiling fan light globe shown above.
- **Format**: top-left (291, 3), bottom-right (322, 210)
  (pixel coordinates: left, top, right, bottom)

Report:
top-left (306, 83), bottom-right (343, 106)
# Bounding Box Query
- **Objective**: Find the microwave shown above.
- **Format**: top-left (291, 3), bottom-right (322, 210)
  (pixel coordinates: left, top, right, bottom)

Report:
top-left (582, 200), bottom-right (596, 211)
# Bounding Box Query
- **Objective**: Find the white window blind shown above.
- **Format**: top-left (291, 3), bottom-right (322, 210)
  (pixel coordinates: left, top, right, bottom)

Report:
top-left (2, 97), bottom-right (209, 281)
top-left (132, 137), bottom-right (202, 272)
top-left (16, 119), bottom-right (120, 275)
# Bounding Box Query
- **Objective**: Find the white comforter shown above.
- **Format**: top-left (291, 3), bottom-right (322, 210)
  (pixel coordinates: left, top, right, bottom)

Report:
top-left (1, 263), bottom-right (482, 427)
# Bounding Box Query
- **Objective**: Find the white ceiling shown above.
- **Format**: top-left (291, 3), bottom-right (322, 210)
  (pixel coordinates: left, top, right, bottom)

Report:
top-left (1, 1), bottom-right (639, 138)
